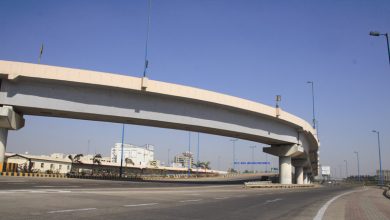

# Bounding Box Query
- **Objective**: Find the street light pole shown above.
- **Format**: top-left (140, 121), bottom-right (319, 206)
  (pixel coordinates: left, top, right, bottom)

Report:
top-left (372, 130), bottom-right (383, 186)
top-left (307, 81), bottom-right (316, 129)
top-left (188, 131), bottom-right (191, 177)
top-left (370, 31), bottom-right (390, 65)
top-left (249, 146), bottom-right (256, 173)
top-left (119, 124), bottom-right (125, 177)
top-left (344, 160), bottom-right (349, 179)
top-left (167, 148), bottom-right (170, 167)
top-left (143, 0), bottom-right (152, 77)
top-left (197, 133), bottom-right (200, 164)
top-left (354, 151), bottom-right (360, 182)
top-left (230, 139), bottom-right (238, 171)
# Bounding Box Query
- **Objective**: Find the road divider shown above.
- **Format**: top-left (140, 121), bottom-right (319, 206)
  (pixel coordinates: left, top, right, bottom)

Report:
top-left (1, 172), bottom-right (67, 178)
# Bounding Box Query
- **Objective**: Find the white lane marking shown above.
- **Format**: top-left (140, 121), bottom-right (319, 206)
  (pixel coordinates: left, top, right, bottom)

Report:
top-left (48, 208), bottom-right (97, 214)
top-left (263, 198), bottom-right (283, 204)
top-left (123, 203), bottom-right (158, 207)
top-left (184, 193), bottom-right (201, 196)
top-left (313, 189), bottom-right (365, 220)
top-left (29, 190), bottom-right (47, 193)
top-left (179, 199), bottom-right (202, 203)
top-left (215, 197), bottom-right (229, 200)
top-left (0, 191), bottom-right (14, 194)
top-left (34, 185), bottom-right (80, 188)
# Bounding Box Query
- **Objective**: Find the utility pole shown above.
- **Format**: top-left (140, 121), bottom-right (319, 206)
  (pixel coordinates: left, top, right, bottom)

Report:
top-left (188, 131), bottom-right (191, 177)
top-left (143, 0), bottom-right (152, 77)
top-left (354, 151), bottom-right (360, 182)
top-left (249, 146), bottom-right (256, 173)
top-left (307, 81), bottom-right (316, 129)
top-left (167, 148), bottom-right (170, 167)
top-left (372, 130), bottom-right (383, 185)
top-left (119, 124), bottom-right (125, 177)
top-left (230, 139), bottom-right (238, 171)
top-left (344, 160), bottom-right (349, 179)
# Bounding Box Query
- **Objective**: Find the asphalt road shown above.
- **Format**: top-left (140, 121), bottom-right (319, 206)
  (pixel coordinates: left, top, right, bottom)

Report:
top-left (0, 176), bottom-right (358, 220)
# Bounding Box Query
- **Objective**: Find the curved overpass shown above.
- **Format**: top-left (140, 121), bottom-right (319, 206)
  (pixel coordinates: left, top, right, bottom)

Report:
top-left (0, 60), bottom-right (319, 183)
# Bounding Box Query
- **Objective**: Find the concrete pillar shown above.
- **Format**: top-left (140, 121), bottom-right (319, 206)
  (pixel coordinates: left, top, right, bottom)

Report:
top-left (295, 166), bottom-right (303, 184)
top-left (0, 128), bottom-right (8, 172)
top-left (279, 156), bottom-right (292, 184)
top-left (303, 172), bottom-right (308, 184)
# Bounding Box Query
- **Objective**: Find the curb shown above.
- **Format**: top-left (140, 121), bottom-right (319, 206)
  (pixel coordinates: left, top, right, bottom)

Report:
top-left (384, 188), bottom-right (390, 200)
top-left (0, 172), bottom-right (67, 178)
top-left (244, 183), bottom-right (316, 189)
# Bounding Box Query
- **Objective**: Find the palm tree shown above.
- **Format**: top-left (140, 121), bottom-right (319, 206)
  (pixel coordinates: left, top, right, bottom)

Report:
top-left (125, 158), bottom-right (135, 167)
top-left (92, 154), bottom-right (102, 165)
top-left (68, 154), bottom-right (84, 163)
top-left (200, 161), bottom-right (211, 173)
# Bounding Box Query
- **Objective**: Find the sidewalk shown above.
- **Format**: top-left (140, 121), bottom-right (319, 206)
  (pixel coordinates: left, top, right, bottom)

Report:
top-left (324, 187), bottom-right (390, 220)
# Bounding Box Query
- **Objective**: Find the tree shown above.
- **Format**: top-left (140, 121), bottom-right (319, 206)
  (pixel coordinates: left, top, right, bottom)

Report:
top-left (92, 154), bottom-right (102, 165)
top-left (89, 154), bottom-right (103, 176)
top-left (125, 158), bottom-right (135, 167)
top-left (200, 161), bottom-right (211, 172)
top-left (195, 161), bottom-right (211, 173)
top-left (68, 154), bottom-right (84, 163)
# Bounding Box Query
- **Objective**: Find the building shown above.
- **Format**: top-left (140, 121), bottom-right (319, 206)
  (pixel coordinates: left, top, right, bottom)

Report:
top-left (78, 154), bottom-right (112, 165)
top-left (174, 152), bottom-right (194, 168)
top-left (110, 143), bottom-right (154, 167)
top-left (5, 153), bottom-right (72, 174)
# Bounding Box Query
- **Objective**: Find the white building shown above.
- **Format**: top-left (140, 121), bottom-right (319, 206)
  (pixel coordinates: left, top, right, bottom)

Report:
top-left (110, 143), bottom-right (154, 167)
top-left (5, 153), bottom-right (72, 174)
top-left (174, 152), bottom-right (194, 168)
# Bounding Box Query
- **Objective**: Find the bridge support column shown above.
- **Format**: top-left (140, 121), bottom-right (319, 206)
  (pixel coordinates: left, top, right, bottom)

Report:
top-left (0, 106), bottom-right (25, 172)
top-left (264, 144), bottom-right (305, 185)
top-left (303, 172), bottom-right (308, 184)
top-left (295, 166), bottom-right (303, 184)
top-left (279, 156), bottom-right (292, 184)
top-left (0, 128), bottom-right (8, 172)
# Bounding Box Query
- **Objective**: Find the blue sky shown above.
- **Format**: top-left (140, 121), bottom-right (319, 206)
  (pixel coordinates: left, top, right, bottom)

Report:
top-left (0, 0), bottom-right (389, 175)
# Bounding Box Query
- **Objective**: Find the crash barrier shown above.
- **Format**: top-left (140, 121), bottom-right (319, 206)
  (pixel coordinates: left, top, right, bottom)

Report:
top-left (244, 181), bottom-right (315, 188)
top-left (0, 172), bottom-right (67, 178)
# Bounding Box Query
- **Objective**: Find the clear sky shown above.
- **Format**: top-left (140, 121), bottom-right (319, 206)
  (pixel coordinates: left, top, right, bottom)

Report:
top-left (0, 0), bottom-right (389, 176)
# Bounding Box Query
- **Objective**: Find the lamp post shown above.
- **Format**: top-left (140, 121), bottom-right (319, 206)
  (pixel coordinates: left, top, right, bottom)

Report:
top-left (307, 81), bottom-right (316, 129)
top-left (354, 151), bottom-right (360, 182)
top-left (249, 146), bottom-right (256, 173)
top-left (344, 160), bottom-right (349, 179)
top-left (372, 130), bottom-right (383, 186)
top-left (143, 0), bottom-right (152, 77)
top-left (369, 31), bottom-right (390, 65)
top-left (167, 148), bottom-right (170, 167)
top-left (188, 131), bottom-right (191, 177)
top-left (119, 124), bottom-right (125, 177)
top-left (197, 133), bottom-right (200, 167)
top-left (230, 139), bottom-right (238, 171)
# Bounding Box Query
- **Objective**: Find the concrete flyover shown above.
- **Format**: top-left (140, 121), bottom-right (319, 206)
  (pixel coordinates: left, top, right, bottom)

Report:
top-left (0, 60), bottom-right (319, 184)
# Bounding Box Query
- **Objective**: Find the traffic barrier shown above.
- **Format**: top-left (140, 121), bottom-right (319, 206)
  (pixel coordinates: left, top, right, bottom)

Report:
top-left (0, 172), bottom-right (67, 178)
top-left (244, 182), bottom-right (315, 188)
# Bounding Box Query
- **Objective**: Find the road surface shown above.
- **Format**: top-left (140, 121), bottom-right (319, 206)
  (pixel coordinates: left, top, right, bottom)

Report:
top-left (0, 177), bottom-right (366, 220)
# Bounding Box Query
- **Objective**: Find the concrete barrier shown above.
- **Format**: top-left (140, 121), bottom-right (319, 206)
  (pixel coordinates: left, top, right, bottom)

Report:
top-left (244, 182), bottom-right (315, 188)
top-left (0, 172), bottom-right (67, 178)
